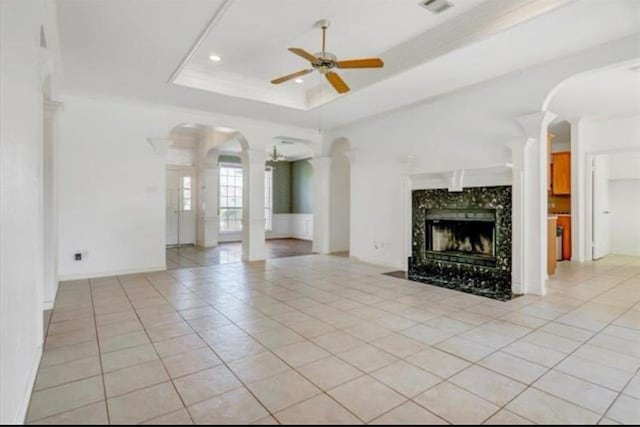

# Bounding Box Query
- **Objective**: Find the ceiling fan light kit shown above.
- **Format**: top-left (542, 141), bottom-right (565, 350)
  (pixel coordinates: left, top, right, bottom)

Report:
top-left (271, 19), bottom-right (384, 94)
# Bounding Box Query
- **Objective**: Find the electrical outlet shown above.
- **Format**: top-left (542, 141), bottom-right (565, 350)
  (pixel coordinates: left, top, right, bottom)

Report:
top-left (74, 252), bottom-right (82, 261)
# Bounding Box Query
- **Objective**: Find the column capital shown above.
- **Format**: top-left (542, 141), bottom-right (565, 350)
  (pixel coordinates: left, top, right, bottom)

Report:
top-left (515, 111), bottom-right (557, 139)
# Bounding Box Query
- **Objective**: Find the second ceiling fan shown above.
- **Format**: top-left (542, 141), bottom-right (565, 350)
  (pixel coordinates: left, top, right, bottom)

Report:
top-left (271, 20), bottom-right (384, 94)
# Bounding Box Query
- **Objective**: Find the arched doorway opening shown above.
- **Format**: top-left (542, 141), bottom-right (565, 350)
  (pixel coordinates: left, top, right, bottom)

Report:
top-left (539, 59), bottom-right (640, 279)
top-left (164, 124), bottom-right (250, 268)
top-left (266, 139), bottom-right (315, 254)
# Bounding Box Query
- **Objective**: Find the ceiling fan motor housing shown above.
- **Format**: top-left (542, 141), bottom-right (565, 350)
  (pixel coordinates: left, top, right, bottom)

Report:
top-left (312, 52), bottom-right (337, 74)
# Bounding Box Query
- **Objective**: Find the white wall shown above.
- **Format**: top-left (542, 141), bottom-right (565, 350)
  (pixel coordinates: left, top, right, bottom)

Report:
top-left (58, 94), bottom-right (319, 279)
top-left (609, 152), bottom-right (640, 256)
top-left (324, 36), bottom-right (638, 269)
top-left (609, 180), bottom-right (640, 256)
top-left (0, 0), bottom-right (61, 423)
top-left (220, 214), bottom-right (314, 242)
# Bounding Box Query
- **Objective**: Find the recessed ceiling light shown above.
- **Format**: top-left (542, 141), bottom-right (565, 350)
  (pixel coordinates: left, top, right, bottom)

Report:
top-left (294, 78), bottom-right (304, 84)
top-left (209, 54), bottom-right (222, 62)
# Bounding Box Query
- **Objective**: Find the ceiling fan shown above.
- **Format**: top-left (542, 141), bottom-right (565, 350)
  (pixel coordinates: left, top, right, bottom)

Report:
top-left (270, 20), bottom-right (384, 94)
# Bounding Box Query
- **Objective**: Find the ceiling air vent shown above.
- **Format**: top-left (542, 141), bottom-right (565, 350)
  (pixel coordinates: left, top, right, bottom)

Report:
top-left (420, 0), bottom-right (453, 14)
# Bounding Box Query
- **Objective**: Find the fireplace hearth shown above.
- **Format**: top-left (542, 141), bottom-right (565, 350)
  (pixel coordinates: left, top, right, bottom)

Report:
top-left (409, 186), bottom-right (512, 301)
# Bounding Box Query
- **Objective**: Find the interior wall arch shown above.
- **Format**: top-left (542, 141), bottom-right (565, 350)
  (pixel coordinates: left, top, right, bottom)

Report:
top-left (539, 59), bottom-right (640, 263)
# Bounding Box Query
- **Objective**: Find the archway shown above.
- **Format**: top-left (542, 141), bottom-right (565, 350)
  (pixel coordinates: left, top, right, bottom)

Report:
top-left (164, 124), bottom-right (263, 267)
top-left (537, 59), bottom-right (640, 277)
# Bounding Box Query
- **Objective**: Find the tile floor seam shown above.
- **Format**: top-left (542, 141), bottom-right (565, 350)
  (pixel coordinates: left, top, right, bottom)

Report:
top-left (122, 276), bottom-right (198, 425)
top-left (397, 283), bottom-right (637, 423)
top-left (494, 289), bottom-right (640, 423)
top-left (150, 281), bottom-right (283, 424)
top-left (32, 255), bottom-right (640, 425)
top-left (89, 277), bottom-right (110, 424)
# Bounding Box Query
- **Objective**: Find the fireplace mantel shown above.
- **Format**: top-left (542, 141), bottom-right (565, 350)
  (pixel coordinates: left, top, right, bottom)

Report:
top-left (410, 163), bottom-right (513, 191)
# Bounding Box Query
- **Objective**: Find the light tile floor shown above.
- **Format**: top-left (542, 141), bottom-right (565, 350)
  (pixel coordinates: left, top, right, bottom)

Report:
top-left (166, 239), bottom-right (313, 269)
top-left (27, 254), bottom-right (640, 424)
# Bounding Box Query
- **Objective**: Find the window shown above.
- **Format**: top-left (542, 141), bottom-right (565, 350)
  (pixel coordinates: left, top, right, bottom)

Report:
top-left (219, 164), bottom-right (243, 232)
top-left (182, 176), bottom-right (192, 211)
top-left (265, 167), bottom-right (273, 231)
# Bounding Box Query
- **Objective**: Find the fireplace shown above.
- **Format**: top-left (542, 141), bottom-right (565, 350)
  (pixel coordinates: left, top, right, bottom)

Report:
top-left (425, 209), bottom-right (497, 267)
top-left (409, 186), bottom-right (512, 301)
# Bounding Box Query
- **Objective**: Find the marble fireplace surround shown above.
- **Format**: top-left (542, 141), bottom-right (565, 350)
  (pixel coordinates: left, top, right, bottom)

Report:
top-left (409, 184), bottom-right (513, 301)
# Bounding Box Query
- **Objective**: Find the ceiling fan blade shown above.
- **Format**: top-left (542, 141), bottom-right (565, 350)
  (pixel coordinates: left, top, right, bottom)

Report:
top-left (336, 58), bottom-right (384, 69)
top-left (325, 71), bottom-right (350, 94)
top-left (288, 48), bottom-right (319, 63)
top-left (271, 69), bottom-right (314, 85)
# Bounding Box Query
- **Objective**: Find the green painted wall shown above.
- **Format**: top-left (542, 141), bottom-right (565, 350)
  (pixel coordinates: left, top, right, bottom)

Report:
top-left (291, 160), bottom-right (313, 214)
top-left (216, 156), bottom-right (311, 214)
top-left (270, 161), bottom-right (291, 214)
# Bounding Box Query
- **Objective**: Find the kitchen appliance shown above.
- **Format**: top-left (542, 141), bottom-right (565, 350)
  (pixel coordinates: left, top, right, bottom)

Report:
top-left (556, 225), bottom-right (563, 261)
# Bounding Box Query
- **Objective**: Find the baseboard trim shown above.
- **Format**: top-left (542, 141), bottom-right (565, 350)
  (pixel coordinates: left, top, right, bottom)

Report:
top-left (57, 265), bottom-right (167, 282)
top-left (15, 344), bottom-right (42, 424)
top-left (352, 256), bottom-right (404, 271)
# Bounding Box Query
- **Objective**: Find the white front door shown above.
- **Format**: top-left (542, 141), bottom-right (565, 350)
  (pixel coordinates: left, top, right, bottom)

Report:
top-left (166, 167), bottom-right (196, 246)
top-left (592, 155), bottom-right (611, 260)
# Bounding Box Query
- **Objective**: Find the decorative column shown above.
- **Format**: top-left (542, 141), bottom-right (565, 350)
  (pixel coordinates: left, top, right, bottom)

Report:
top-left (515, 111), bottom-right (557, 296)
top-left (310, 156), bottom-right (332, 254)
top-left (509, 140), bottom-right (526, 295)
top-left (241, 149), bottom-right (267, 261)
top-left (569, 118), bottom-right (585, 261)
top-left (400, 155), bottom-right (416, 272)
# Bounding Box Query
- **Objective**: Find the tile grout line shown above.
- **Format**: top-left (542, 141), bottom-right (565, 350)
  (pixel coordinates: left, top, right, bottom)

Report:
top-left (89, 277), bottom-right (111, 425)
top-left (33, 255), bottom-right (639, 424)
top-left (157, 270), bottom-right (380, 424)
top-left (146, 274), bottom-right (280, 425)
top-left (117, 275), bottom-right (197, 425)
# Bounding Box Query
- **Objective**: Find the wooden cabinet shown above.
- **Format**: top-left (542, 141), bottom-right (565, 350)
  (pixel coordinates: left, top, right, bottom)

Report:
top-left (552, 152), bottom-right (571, 195)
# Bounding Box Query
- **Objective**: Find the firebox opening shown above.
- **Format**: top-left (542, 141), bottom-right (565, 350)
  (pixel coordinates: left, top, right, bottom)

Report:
top-left (424, 208), bottom-right (497, 267)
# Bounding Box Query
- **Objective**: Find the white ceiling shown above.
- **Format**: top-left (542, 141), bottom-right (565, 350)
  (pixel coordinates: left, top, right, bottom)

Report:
top-left (57, 0), bottom-right (640, 130)
top-left (549, 63), bottom-right (640, 119)
top-left (172, 0), bottom-right (485, 110)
